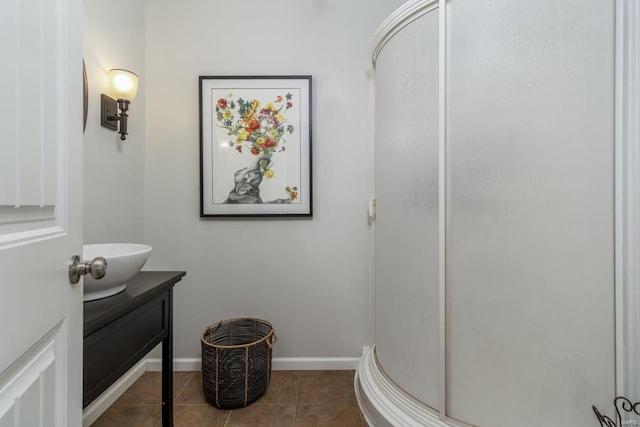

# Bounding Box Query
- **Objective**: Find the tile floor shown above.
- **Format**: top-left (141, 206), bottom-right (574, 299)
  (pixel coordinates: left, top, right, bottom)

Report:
top-left (92, 370), bottom-right (367, 426)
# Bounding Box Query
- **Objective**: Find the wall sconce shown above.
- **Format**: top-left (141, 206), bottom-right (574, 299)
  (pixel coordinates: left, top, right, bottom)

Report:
top-left (100, 69), bottom-right (138, 140)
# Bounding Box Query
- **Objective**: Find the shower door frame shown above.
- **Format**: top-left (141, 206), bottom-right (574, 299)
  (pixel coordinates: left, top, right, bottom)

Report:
top-left (614, 0), bottom-right (640, 404)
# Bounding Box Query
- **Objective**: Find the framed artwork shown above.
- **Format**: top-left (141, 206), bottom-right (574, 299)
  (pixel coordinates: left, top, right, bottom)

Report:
top-left (199, 75), bottom-right (312, 217)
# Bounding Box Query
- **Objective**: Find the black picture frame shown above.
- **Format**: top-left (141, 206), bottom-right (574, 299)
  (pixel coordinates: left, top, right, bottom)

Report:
top-left (199, 75), bottom-right (312, 217)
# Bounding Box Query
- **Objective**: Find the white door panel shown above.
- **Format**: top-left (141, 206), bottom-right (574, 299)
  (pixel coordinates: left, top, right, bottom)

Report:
top-left (0, 325), bottom-right (62, 427)
top-left (0, 0), bottom-right (83, 426)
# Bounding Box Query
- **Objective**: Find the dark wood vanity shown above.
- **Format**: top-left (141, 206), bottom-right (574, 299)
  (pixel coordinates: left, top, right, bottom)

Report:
top-left (83, 271), bottom-right (185, 426)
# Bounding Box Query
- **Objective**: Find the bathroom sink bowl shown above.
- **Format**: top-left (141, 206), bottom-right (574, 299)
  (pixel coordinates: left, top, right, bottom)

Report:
top-left (83, 243), bottom-right (152, 301)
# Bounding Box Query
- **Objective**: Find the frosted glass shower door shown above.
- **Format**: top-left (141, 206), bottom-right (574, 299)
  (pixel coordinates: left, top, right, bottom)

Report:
top-left (444, 1), bottom-right (616, 425)
top-left (373, 9), bottom-right (440, 409)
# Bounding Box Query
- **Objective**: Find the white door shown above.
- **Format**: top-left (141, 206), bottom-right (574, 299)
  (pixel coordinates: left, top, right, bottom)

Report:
top-left (0, 0), bottom-right (83, 426)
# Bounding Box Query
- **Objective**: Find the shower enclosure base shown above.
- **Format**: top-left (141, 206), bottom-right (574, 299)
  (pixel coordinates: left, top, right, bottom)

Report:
top-left (355, 347), bottom-right (455, 427)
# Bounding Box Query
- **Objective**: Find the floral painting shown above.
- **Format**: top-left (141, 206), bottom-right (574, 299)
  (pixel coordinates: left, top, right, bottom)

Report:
top-left (200, 76), bottom-right (312, 217)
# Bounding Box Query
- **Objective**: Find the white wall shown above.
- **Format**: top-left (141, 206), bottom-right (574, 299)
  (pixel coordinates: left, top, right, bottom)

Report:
top-left (144, 0), bottom-right (403, 359)
top-left (83, 0), bottom-right (146, 244)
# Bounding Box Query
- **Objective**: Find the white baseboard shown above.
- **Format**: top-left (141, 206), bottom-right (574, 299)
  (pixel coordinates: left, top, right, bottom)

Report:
top-left (82, 359), bottom-right (147, 427)
top-left (145, 356), bottom-right (361, 372)
top-left (145, 357), bottom-right (201, 372)
top-left (272, 356), bottom-right (360, 371)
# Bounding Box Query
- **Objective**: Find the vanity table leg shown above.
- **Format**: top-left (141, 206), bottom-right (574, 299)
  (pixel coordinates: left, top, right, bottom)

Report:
top-left (162, 288), bottom-right (174, 426)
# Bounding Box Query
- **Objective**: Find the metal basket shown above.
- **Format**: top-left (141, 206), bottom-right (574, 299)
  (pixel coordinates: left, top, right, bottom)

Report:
top-left (200, 318), bottom-right (276, 409)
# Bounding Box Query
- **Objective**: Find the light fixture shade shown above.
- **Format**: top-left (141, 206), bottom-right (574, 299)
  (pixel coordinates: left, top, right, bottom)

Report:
top-left (108, 69), bottom-right (138, 102)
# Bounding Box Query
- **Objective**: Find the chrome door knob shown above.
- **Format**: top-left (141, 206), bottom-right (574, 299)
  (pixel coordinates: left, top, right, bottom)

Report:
top-left (68, 255), bottom-right (107, 285)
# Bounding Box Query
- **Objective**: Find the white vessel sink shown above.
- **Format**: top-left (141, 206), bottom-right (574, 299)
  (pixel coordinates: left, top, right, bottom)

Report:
top-left (83, 243), bottom-right (152, 302)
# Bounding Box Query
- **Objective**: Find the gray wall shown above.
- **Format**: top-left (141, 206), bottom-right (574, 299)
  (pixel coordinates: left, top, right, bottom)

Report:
top-left (82, 0), bottom-right (404, 361)
top-left (83, 0), bottom-right (146, 244)
top-left (144, 0), bottom-right (402, 360)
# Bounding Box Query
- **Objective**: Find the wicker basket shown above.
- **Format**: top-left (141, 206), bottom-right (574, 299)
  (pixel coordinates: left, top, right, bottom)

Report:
top-left (200, 318), bottom-right (277, 409)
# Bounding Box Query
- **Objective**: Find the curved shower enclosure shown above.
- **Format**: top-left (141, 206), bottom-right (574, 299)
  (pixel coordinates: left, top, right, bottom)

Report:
top-left (354, 0), bottom-right (634, 426)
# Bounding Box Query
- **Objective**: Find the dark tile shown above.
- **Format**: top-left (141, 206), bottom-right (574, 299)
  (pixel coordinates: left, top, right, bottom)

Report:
top-left (298, 371), bottom-right (356, 404)
top-left (226, 404), bottom-right (296, 426)
top-left (269, 371), bottom-right (300, 389)
top-left (175, 373), bottom-right (207, 404)
top-left (100, 370), bottom-right (363, 426)
top-left (115, 371), bottom-right (194, 405)
top-left (91, 405), bottom-right (160, 427)
top-left (256, 370), bottom-right (299, 405)
top-left (295, 404), bottom-right (364, 427)
top-left (173, 404), bottom-right (230, 426)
